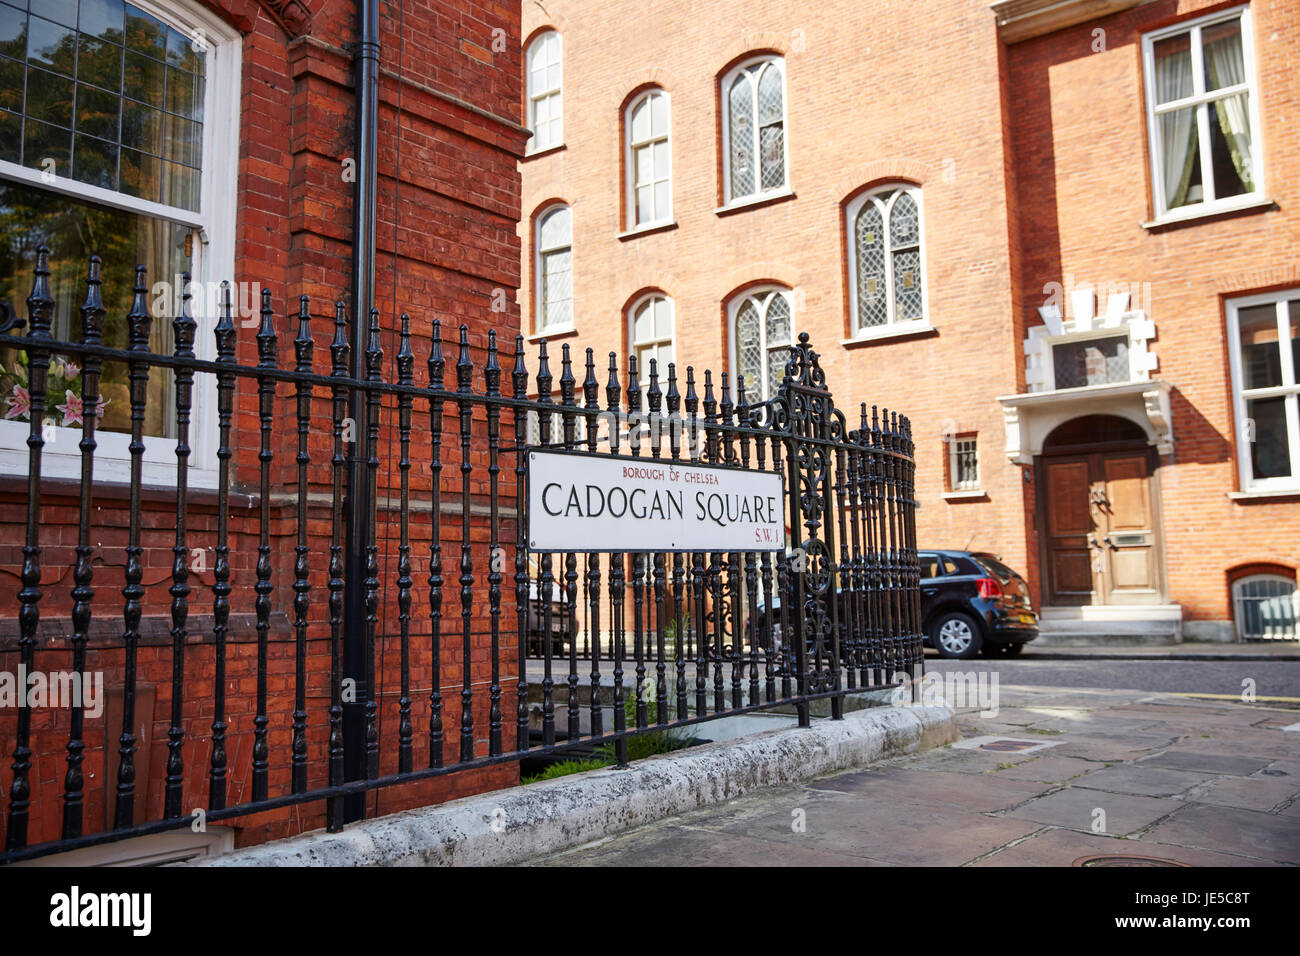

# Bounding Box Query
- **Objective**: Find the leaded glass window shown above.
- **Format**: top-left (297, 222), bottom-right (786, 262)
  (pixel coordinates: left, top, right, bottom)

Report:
top-left (724, 58), bottom-right (785, 202)
top-left (0, 0), bottom-right (233, 460)
top-left (1052, 335), bottom-right (1130, 389)
top-left (630, 293), bottom-right (673, 377)
top-left (537, 204), bottom-right (572, 330)
top-left (849, 185), bottom-right (925, 332)
top-left (627, 89), bottom-right (670, 227)
top-left (731, 288), bottom-right (793, 402)
top-left (527, 30), bottom-right (562, 152)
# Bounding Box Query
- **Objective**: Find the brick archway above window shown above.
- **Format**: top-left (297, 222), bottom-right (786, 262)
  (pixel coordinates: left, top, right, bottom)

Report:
top-left (832, 163), bottom-right (929, 206)
top-left (715, 33), bottom-right (788, 75)
top-left (208, 0), bottom-right (314, 36)
top-left (720, 265), bottom-right (800, 301)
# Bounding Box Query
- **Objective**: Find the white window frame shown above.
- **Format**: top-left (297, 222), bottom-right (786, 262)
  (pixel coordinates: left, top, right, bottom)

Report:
top-left (1232, 573), bottom-right (1298, 640)
top-left (1141, 5), bottom-right (1265, 224)
top-left (720, 56), bottom-right (789, 206)
top-left (534, 203), bottom-right (572, 334)
top-left (628, 292), bottom-right (674, 378)
top-left (1226, 289), bottom-right (1300, 493)
top-left (526, 30), bottom-right (562, 153)
top-left (845, 184), bottom-right (928, 337)
top-left (0, 0), bottom-right (240, 489)
top-left (948, 436), bottom-right (980, 492)
top-left (624, 89), bottom-right (672, 229)
top-left (727, 286), bottom-right (794, 403)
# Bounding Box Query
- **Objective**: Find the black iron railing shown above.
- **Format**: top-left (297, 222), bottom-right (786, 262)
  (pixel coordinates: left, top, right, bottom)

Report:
top-left (0, 250), bottom-right (921, 862)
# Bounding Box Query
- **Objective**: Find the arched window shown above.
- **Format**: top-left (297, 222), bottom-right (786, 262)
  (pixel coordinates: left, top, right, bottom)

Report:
top-left (625, 90), bottom-right (671, 227)
top-left (535, 204), bottom-right (572, 331)
top-left (1232, 574), bottom-right (1298, 640)
top-left (847, 185), bottom-right (926, 333)
top-left (629, 293), bottom-right (673, 376)
top-left (722, 57), bottom-right (786, 203)
top-left (526, 30), bottom-right (562, 152)
top-left (0, 0), bottom-right (239, 484)
top-left (729, 287), bottom-right (793, 402)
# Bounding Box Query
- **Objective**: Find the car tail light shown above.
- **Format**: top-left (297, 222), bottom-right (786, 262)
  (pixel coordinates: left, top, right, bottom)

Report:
top-left (976, 577), bottom-right (1003, 599)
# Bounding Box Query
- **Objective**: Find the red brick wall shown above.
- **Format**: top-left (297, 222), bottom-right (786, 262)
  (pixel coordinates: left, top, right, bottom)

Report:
top-left (0, 0), bottom-right (528, 854)
top-left (517, 0), bottom-right (1032, 599)
top-left (1006, 0), bottom-right (1300, 623)
top-left (518, 0), bottom-right (1298, 630)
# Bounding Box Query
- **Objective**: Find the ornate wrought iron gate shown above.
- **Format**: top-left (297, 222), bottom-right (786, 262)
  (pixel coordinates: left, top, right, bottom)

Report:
top-left (0, 252), bottom-right (921, 862)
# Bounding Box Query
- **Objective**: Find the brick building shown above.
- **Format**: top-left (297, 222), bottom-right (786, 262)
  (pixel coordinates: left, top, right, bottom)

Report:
top-left (0, 0), bottom-right (526, 860)
top-left (516, 0), bottom-right (1299, 644)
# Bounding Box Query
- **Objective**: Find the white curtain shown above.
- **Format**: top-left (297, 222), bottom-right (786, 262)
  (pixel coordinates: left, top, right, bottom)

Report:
top-left (1205, 35), bottom-right (1254, 192)
top-left (1155, 50), bottom-right (1196, 207)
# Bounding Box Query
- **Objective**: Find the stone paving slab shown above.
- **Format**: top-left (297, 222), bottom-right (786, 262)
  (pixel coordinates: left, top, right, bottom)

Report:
top-left (1137, 750), bottom-right (1273, 775)
top-left (1186, 775), bottom-right (1299, 812)
top-left (523, 685), bottom-right (1300, 867)
top-left (1003, 787), bottom-right (1182, 836)
top-left (1069, 765), bottom-right (1218, 798)
top-left (1143, 804), bottom-right (1300, 865)
top-left (970, 828), bottom-right (1274, 867)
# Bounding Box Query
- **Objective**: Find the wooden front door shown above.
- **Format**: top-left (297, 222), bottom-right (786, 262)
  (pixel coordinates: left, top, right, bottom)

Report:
top-left (1041, 449), bottom-right (1162, 606)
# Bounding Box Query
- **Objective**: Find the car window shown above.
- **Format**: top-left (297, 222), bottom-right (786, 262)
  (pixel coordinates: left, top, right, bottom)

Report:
top-left (942, 557), bottom-right (959, 575)
top-left (973, 553), bottom-right (1017, 579)
top-left (919, 554), bottom-right (943, 579)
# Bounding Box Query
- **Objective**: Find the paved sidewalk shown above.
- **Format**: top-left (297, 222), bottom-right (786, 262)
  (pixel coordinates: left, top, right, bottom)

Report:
top-left (1014, 641), bottom-right (1300, 661)
top-left (524, 685), bottom-right (1300, 866)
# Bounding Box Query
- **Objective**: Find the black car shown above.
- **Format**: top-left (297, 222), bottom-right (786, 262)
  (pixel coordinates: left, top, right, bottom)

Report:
top-left (749, 549), bottom-right (1038, 661)
top-left (919, 550), bottom-right (1038, 659)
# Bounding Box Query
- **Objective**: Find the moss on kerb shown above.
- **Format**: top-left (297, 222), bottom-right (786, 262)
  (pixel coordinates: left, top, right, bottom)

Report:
top-left (187, 704), bottom-right (956, 867)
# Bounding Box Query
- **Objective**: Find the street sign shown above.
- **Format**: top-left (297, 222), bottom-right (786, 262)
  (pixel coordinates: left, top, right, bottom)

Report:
top-left (527, 449), bottom-right (785, 552)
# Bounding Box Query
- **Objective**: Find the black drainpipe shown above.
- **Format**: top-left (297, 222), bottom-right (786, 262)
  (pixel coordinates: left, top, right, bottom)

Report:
top-left (342, 0), bottom-right (380, 824)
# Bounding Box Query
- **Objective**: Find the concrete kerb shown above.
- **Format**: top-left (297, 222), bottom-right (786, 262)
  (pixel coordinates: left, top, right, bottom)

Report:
top-left (187, 702), bottom-right (956, 867)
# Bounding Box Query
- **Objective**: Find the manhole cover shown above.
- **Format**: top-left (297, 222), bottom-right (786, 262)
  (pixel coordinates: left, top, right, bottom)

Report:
top-left (980, 739), bottom-right (1040, 752)
top-left (1073, 855), bottom-right (1188, 867)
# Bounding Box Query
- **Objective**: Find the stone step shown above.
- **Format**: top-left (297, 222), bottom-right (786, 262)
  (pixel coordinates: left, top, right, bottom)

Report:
top-left (1034, 619), bottom-right (1181, 646)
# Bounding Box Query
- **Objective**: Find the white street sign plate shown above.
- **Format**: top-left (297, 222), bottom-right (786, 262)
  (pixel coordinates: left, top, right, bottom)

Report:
top-left (527, 450), bottom-right (785, 553)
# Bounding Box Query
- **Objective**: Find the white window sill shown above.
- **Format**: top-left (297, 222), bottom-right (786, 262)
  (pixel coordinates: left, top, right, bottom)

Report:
top-left (714, 187), bottom-right (795, 216)
top-left (1142, 194), bottom-right (1274, 229)
top-left (618, 219), bottom-right (677, 241)
top-left (1228, 487), bottom-right (1300, 500)
top-left (941, 489), bottom-right (987, 500)
top-left (841, 322), bottom-right (935, 347)
top-left (524, 142), bottom-right (566, 160)
top-left (527, 325), bottom-right (577, 343)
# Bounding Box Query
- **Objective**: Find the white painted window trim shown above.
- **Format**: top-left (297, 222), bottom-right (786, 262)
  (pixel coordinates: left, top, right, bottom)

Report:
top-left (947, 435), bottom-right (980, 492)
top-left (534, 202), bottom-right (572, 334)
top-left (1024, 309), bottom-right (1158, 393)
top-left (719, 56), bottom-right (789, 207)
top-left (526, 30), bottom-right (562, 154)
top-left (845, 184), bottom-right (929, 336)
top-left (628, 292), bottom-right (674, 373)
top-left (1225, 289), bottom-right (1300, 494)
top-left (624, 89), bottom-right (672, 229)
top-left (726, 285), bottom-right (795, 403)
top-left (0, 0), bottom-right (240, 490)
top-left (1141, 5), bottom-right (1265, 223)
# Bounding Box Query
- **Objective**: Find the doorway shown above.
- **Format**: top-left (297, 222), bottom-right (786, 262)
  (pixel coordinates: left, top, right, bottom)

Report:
top-left (1037, 415), bottom-right (1166, 607)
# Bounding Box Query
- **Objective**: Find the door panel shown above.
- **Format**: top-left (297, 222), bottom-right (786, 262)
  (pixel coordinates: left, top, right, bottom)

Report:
top-left (1100, 453), bottom-right (1159, 603)
top-left (1043, 458), bottom-right (1095, 604)
top-left (1041, 448), bottom-right (1163, 606)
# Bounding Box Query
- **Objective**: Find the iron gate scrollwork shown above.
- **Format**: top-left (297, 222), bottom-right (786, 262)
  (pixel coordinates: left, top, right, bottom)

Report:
top-left (0, 253), bottom-right (921, 863)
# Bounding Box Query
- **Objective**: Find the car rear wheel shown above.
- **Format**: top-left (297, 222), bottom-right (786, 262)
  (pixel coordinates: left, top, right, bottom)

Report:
top-left (932, 612), bottom-right (982, 659)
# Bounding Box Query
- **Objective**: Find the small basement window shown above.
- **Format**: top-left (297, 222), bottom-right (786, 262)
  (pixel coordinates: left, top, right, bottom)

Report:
top-left (1232, 574), bottom-right (1298, 640)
